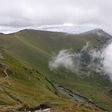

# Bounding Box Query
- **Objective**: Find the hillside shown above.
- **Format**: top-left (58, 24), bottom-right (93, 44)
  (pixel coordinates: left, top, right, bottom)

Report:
top-left (0, 29), bottom-right (112, 111)
top-left (0, 50), bottom-right (105, 112)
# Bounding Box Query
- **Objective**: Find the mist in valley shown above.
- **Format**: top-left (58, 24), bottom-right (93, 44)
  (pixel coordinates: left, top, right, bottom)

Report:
top-left (49, 41), bottom-right (112, 81)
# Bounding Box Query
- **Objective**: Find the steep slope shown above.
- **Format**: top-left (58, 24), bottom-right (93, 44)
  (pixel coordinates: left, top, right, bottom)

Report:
top-left (0, 29), bottom-right (112, 111)
top-left (0, 48), bottom-right (104, 112)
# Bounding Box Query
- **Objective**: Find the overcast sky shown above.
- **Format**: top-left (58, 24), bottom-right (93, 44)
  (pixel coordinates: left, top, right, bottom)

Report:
top-left (0, 0), bottom-right (112, 34)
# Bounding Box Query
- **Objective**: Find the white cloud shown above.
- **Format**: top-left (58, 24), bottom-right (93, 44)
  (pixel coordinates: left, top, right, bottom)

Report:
top-left (49, 49), bottom-right (78, 72)
top-left (49, 41), bottom-right (112, 81)
top-left (0, 0), bottom-right (112, 34)
top-left (103, 42), bottom-right (112, 80)
top-left (49, 42), bottom-right (103, 74)
top-left (0, 0), bottom-right (112, 33)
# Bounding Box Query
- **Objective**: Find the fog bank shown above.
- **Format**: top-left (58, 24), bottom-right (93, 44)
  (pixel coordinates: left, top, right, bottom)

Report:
top-left (49, 41), bottom-right (112, 81)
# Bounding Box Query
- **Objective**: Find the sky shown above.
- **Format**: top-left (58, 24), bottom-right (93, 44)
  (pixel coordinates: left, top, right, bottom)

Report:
top-left (0, 0), bottom-right (112, 34)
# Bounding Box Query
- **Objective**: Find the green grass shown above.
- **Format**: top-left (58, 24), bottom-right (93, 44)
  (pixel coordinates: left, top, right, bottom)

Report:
top-left (0, 51), bottom-right (103, 112)
top-left (0, 29), bottom-right (111, 111)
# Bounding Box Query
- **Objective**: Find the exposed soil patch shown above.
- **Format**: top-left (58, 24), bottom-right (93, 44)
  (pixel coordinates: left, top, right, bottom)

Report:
top-left (18, 104), bottom-right (51, 112)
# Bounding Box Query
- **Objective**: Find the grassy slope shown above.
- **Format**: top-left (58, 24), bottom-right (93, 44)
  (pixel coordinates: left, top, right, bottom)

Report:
top-left (0, 50), bottom-right (104, 112)
top-left (0, 29), bottom-right (112, 111)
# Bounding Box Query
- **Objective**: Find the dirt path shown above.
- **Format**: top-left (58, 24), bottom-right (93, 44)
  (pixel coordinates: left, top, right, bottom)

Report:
top-left (0, 62), bottom-right (9, 77)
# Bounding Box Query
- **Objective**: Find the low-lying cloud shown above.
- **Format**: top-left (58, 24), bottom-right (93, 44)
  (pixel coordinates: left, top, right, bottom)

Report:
top-left (49, 41), bottom-right (112, 81)
top-left (103, 43), bottom-right (112, 80)
top-left (49, 49), bottom-right (80, 72)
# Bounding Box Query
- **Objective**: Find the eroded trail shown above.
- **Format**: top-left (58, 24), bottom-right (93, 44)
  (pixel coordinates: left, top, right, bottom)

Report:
top-left (0, 62), bottom-right (12, 87)
top-left (0, 62), bottom-right (9, 77)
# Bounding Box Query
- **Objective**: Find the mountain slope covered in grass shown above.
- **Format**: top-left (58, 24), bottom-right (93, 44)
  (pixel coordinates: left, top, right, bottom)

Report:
top-left (0, 29), bottom-right (112, 111)
top-left (0, 50), bottom-right (104, 112)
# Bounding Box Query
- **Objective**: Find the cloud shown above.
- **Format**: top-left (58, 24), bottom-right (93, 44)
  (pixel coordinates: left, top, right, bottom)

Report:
top-left (103, 42), bottom-right (112, 80)
top-left (0, 0), bottom-right (112, 33)
top-left (49, 41), bottom-right (112, 81)
top-left (49, 49), bottom-right (80, 72)
top-left (49, 42), bottom-right (103, 74)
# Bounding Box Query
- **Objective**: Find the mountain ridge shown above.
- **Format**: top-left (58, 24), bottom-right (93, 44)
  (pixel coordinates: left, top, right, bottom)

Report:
top-left (0, 29), bottom-right (112, 111)
top-left (0, 28), bottom-right (111, 36)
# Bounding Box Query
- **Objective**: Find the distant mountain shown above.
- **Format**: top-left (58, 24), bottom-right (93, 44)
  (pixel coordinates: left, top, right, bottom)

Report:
top-left (36, 24), bottom-right (98, 34)
top-left (81, 28), bottom-right (111, 37)
top-left (0, 29), bottom-right (112, 111)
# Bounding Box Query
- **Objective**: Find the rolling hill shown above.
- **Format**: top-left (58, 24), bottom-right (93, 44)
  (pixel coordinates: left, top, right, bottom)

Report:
top-left (0, 29), bottom-right (112, 111)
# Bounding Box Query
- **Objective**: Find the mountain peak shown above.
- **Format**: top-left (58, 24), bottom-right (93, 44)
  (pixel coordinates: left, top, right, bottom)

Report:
top-left (81, 28), bottom-right (112, 37)
top-left (82, 28), bottom-right (103, 34)
top-left (89, 28), bottom-right (104, 33)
